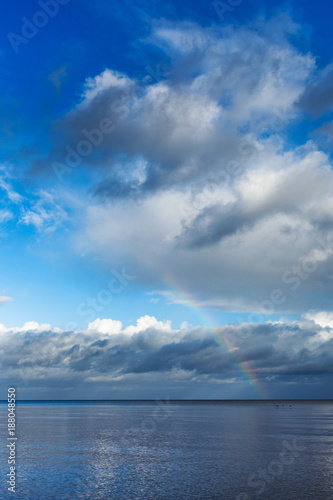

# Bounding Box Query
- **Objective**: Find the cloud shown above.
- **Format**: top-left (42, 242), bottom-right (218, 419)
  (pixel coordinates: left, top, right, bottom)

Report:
top-left (88, 318), bottom-right (123, 334)
top-left (76, 142), bottom-right (333, 313)
top-left (0, 296), bottom-right (13, 306)
top-left (149, 297), bottom-right (160, 303)
top-left (44, 16), bottom-right (314, 196)
top-left (178, 144), bottom-right (332, 249)
top-left (0, 166), bottom-right (70, 237)
top-left (311, 120), bottom-right (333, 151)
top-left (0, 209), bottom-right (13, 224)
top-left (297, 61), bottom-right (333, 150)
top-left (297, 62), bottom-right (333, 117)
top-left (0, 166), bottom-right (23, 231)
top-left (303, 311), bottom-right (333, 330)
top-left (28, 16), bottom-right (333, 315)
top-left (0, 177), bottom-right (23, 204)
top-left (124, 315), bottom-right (172, 334)
top-left (20, 189), bottom-right (68, 233)
top-left (2, 317), bottom-right (333, 399)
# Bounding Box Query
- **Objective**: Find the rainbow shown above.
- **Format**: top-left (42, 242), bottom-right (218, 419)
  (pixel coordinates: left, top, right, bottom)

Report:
top-left (155, 273), bottom-right (267, 399)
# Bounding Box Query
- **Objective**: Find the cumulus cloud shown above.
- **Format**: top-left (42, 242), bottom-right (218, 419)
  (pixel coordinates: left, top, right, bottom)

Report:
top-left (76, 142), bottom-right (333, 313)
top-left (297, 62), bottom-right (333, 117)
top-left (32, 16), bottom-right (333, 314)
top-left (304, 311), bottom-right (333, 330)
top-left (88, 318), bottom-right (123, 334)
top-left (124, 315), bottom-right (172, 334)
top-left (46, 16), bottom-right (314, 194)
top-left (297, 61), bottom-right (333, 149)
top-left (2, 317), bottom-right (333, 400)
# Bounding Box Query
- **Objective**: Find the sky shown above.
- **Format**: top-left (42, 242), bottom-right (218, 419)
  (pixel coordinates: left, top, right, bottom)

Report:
top-left (1, 0), bottom-right (333, 399)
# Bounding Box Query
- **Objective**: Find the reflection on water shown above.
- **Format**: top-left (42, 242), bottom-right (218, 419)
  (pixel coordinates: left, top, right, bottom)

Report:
top-left (0, 401), bottom-right (333, 499)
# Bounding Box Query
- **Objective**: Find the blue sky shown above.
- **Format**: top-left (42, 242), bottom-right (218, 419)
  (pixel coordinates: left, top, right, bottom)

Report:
top-left (1, 0), bottom-right (333, 399)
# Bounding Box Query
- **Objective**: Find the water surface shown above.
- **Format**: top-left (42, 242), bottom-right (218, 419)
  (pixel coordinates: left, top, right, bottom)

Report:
top-left (1, 401), bottom-right (332, 499)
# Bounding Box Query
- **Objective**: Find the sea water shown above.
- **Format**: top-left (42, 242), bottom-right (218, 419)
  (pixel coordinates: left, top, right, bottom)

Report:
top-left (0, 401), bottom-right (332, 499)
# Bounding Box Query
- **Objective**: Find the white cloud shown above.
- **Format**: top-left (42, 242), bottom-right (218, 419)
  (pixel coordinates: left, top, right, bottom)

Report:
top-left (76, 141), bottom-right (333, 313)
top-left (124, 315), bottom-right (172, 334)
top-left (0, 179), bottom-right (23, 204)
top-left (81, 69), bottom-right (133, 104)
top-left (0, 210), bottom-right (13, 223)
top-left (88, 318), bottom-right (123, 334)
top-left (304, 311), bottom-right (333, 329)
top-left (12, 321), bottom-right (52, 332)
top-left (41, 17), bottom-right (333, 314)
top-left (20, 189), bottom-right (67, 233)
top-left (0, 166), bottom-right (23, 204)
top-left (0, 296), bottom-right (13, 306)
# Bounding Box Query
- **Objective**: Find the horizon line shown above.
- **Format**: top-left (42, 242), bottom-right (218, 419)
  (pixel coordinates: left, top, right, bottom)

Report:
top-left (1, 398), bottom-right (333, 402)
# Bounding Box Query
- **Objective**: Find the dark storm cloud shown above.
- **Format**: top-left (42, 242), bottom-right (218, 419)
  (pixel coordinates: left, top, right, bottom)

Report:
top-left (311, 121), bottom-right (333, 150)
top-left (2, 319), bottom-right (333, 384)
top-left (297, 63), bottom-right (333, 117)
top-left (178, 202), bottom-right (257, 249)
top-left (127, 337), bottom-right (230, 374)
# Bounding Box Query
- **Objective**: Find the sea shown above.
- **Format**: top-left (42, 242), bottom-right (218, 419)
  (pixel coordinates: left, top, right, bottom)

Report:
top-left (0, 400), bottom-right (332, 499)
